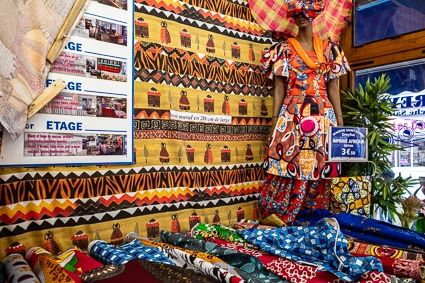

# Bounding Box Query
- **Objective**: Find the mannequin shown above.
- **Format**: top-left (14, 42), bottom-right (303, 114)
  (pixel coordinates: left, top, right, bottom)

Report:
top-left (258, 0), bottom-right (351, 225)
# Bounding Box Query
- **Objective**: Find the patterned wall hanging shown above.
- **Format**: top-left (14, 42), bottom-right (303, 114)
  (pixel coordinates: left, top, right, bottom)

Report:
top-left (0, 0), bottom-right (274, 256)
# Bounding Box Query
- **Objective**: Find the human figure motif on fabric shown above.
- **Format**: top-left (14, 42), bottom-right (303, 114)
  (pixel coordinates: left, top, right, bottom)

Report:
top-left (259, 0), bottom-right (350, 225)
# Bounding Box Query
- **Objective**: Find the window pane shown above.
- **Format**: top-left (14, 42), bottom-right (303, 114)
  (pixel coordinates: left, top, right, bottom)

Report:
top-left (354, 0), bottom-right (425, 46)
top-left (388, 151), bottom-right (395, 167)
top-left (354, 59), bottom-right (425, 171)
top-left (355, 58), bottom-right (425, 95)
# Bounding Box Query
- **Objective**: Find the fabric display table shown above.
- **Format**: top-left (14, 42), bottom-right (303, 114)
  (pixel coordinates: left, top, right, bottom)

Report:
top-left (1, 209), bottom-right (425, 283)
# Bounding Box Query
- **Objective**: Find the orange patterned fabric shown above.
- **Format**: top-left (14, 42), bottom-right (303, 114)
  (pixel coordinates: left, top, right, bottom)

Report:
top-left (287, 35), bottom-right (327, 69)
top-left (258, 37), bottom-right (349, 224)
top-left (263, 38), bottom-right (349, 180)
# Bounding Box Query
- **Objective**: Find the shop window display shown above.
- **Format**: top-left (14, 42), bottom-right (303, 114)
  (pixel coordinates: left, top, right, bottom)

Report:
top-left (354, 59), bottom-right (425, 175)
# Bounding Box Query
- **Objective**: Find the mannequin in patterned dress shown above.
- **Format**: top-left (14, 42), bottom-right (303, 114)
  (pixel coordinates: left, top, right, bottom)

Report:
top-left (258, 0), bottom-right (350, 225)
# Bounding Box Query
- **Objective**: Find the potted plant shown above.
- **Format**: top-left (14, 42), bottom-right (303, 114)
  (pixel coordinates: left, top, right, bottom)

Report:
top-left (340, 74), bottom-right (418, 221)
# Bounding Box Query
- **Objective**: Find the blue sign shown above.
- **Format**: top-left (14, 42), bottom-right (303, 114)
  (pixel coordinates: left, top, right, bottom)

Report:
top-left (328, 127), bottom-right (368, 161)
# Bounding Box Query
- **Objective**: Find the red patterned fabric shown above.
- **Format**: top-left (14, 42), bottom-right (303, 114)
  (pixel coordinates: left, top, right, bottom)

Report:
top-left (25, 246), bottom-right (104, 283)
top-left (213, 238), bottom-right (392, 283)
top-left (259, 175), bottom-right (331, 224)
top-left (285, 0), bottom-right (325, 21)
top-left (348, 241), bottom-right (425, 280)
top-left (81, 259), bottom-right (159, 283)
top-left (348, 240), bottom-right (425, 261)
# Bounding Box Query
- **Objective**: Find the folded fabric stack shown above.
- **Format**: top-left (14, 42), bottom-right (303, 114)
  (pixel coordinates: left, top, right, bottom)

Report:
top-left (1, 209), bottom-right (425, 283)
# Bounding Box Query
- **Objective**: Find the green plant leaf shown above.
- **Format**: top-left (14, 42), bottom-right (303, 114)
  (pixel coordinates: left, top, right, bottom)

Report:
top-left (341, 74), bottom-right (413, 222)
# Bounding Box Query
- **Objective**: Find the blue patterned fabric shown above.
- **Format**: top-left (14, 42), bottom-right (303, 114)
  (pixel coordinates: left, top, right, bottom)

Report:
top-left (88, 240), bottom-right (174, 265)
top-left (160, 230), bottom-right (286, 283)
top-left (89, 240), bottom-right (136, 264)
top-left (237, 218), bottom-right (383, 282)
top-left (119, 239), bottom-right (175, 265)
top-left (295, 209), bottom-right (425, 250)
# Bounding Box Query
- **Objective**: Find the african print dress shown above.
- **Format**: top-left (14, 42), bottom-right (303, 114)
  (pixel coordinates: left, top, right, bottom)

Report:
top-left (259, 36), bottom-right (350, 224)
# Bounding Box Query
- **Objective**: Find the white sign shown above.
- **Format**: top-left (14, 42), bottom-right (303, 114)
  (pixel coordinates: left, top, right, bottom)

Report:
top-left (1, 2), bottom-right (134, 166)
top-left (170, 110), bottom-right (232, 124)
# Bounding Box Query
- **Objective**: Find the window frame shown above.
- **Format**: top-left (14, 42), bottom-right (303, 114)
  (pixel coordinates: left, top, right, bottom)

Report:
top-left (338, 17), bottom-right (425, 174)
top-left (339, 25), bottom-right (425, 91)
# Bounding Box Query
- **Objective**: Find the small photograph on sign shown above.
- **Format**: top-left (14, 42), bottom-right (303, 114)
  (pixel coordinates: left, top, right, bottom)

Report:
top-left (328, 127), bottom-right (368, 161)
top-left (51, 52), bottom-right (128, 82)
top-left (38, 93), bottom-right (128, 119)
top-left (24, 132), bottom-right (127, 157)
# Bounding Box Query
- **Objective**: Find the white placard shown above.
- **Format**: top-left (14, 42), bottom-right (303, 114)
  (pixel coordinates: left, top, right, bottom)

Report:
top-left (1, 1), bottom-right (134, 166)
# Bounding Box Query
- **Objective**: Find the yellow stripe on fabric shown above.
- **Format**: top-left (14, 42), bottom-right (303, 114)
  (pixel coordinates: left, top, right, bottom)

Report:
top-left (134, 139), bottom-right (268, 166)
top-left (134, 82), bottom-right (273, 112)
top-left (135, 187), bottom-right (195, 199)
top-left (135, 12), bottom-right (270, 65)
top-left (1, 199), bottom-right (77, 218)
top-left (134, 82), bottom-right (173, 109)
top-left (0, 201), bottom-right (258, 261)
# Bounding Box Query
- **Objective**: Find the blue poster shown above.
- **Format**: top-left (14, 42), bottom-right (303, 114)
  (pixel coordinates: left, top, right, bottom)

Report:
top-left (328, 127), bottom-right (368, 161)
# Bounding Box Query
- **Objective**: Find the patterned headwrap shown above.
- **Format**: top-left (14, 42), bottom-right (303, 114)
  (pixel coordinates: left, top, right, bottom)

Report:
top-left (285, 0), bottom-right (325, 21)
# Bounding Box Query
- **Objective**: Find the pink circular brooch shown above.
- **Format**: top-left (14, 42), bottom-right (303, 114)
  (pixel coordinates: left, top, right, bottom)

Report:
top-left (300, 116), bottom-right (319, 137)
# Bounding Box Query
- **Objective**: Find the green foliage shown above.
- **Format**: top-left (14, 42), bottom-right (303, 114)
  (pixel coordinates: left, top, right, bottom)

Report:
top-left (340, 74), bottom-right (417, 219)
top-left (373, 174), bottom-right (417, 221)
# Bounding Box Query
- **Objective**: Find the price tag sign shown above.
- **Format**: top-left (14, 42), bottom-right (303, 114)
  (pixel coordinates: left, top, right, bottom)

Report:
top-left (328, 127), bottom-right (368, 161)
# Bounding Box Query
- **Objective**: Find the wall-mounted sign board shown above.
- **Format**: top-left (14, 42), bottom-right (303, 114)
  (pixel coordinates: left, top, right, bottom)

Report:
top-left (1, 1), bottom-right (133, 167)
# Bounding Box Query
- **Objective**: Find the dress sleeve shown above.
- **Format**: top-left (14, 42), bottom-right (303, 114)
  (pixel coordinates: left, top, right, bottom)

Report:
top-left (260, 41), bottom-right (291, 80)
top-left (325, 40), bottom-right (351, 80)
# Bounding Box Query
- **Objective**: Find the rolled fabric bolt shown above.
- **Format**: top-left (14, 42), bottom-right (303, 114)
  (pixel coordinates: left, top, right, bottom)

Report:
top-left (125, 232), bottom-right (138, 243)
top-left (4, 253), bottom-right (41, 283)
top-left (25, 247), bottom-right (74, 283)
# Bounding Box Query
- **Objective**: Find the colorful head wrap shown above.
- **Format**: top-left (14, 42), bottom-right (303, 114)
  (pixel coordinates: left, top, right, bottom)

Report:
top-left (285, 0), bottom-right (325, 21)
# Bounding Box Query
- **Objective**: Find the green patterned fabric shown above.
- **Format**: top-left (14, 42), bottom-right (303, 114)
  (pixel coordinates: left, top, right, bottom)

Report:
top-left (191, 223), bottom-right (247, 244)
